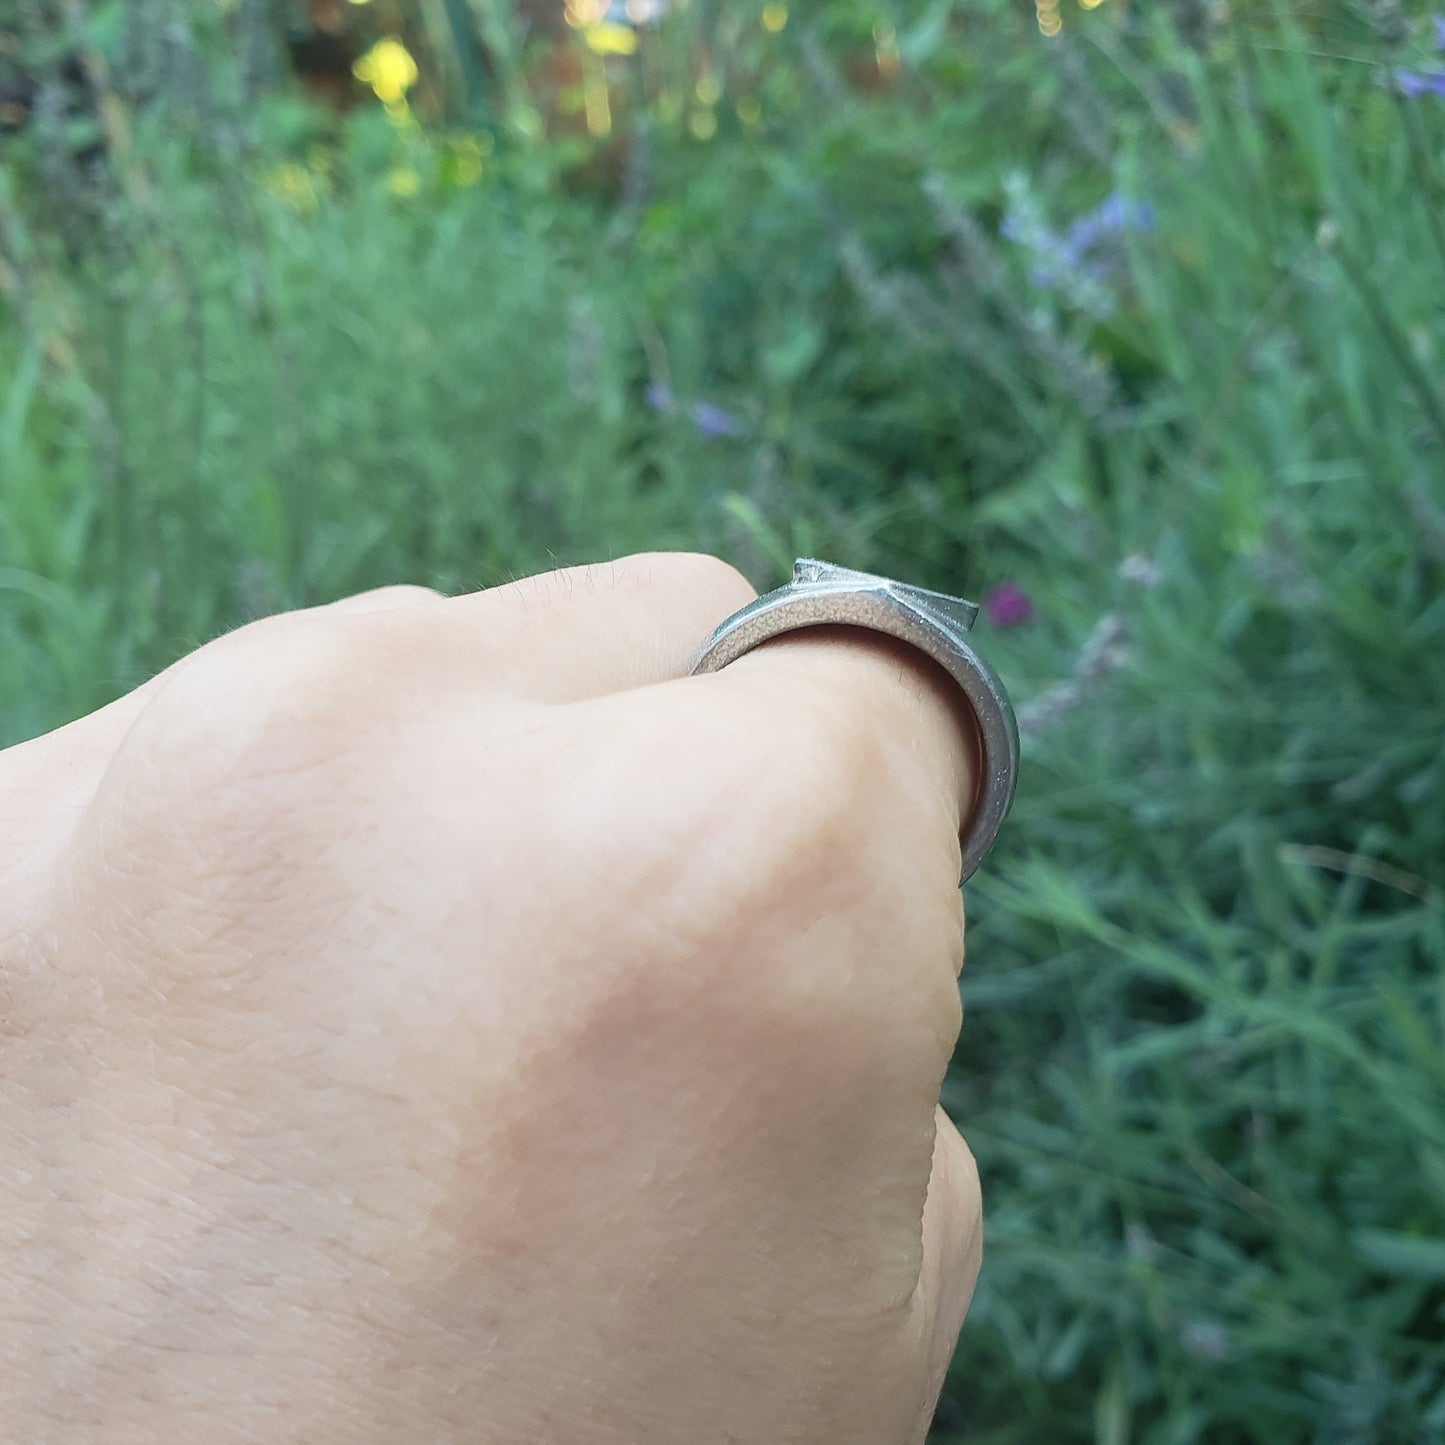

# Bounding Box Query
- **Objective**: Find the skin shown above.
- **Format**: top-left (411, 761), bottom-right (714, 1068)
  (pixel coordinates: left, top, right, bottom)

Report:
top-left (0, 552), bottom-right (983, 1444)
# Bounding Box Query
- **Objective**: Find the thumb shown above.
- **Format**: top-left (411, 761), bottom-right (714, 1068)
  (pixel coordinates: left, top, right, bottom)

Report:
top-left (911, 1107), bottom-right (983, 1443)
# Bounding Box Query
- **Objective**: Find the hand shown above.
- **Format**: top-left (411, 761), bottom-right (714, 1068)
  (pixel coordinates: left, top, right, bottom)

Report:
top-left (0, 553), bottom-right (982, 1444)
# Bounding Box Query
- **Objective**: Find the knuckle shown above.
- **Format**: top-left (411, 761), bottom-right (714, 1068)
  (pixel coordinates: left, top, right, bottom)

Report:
top-left (328, 583), bottom-right (447, 615)
top-left (157, 623), bottom-right (374, 747)
top-left (103, 621), bottom-right (393, 846)
top-left (588, 550), bottom-right (757, 618)
top-left (658, 551), bottom-right (758, 610)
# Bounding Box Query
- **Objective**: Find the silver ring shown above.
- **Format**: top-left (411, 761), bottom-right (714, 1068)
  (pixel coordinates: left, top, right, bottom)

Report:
top-left (687, 559), bottom-right (1019, 883)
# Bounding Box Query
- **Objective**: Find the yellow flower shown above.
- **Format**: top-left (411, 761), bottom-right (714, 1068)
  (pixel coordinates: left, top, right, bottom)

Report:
top-left (582, 22), bottom-right (638, 56)
top-left (354, 38), bottom-right (419, 106)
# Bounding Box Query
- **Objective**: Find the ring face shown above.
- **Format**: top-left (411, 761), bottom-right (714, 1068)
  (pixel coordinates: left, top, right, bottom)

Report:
top-left (687, 559), bottom-right (1019, 883)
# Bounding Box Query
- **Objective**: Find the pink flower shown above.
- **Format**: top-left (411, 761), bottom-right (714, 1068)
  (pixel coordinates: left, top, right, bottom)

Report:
top-left (983, 582), bottom-right (1034, 628)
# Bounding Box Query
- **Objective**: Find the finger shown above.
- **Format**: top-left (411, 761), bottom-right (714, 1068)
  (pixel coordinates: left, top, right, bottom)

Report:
top-left (4, 555), bottom-right (754, 805)
top-left (16, 555), bottom-right (754, 779)
top-left (321, 584), bottom-right (448, 617)
top-left (420, 552), bottom-right (757, 703)
top-left (699, 624), bottom-right (979, 876)
top-left (910, 1108), bottom-right (983, 1444)
top-left (1, 584), bottom-right (445, 791)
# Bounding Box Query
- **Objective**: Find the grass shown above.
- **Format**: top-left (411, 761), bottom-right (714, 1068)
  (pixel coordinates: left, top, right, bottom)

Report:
top-left (3, 2), bottom-right (1444, 1440)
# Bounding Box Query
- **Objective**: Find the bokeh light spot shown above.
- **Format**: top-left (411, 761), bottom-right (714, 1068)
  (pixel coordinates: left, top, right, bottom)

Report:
top-left (388, 167), bottom-right (420, 198)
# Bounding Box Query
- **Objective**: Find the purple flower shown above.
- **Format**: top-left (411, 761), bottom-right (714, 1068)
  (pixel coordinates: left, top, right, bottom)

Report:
top-left (1001, 184), bottom-right (1153, 317)
top-left (690, 400), bottom-right (743, 438)
top-left (1064, 192), bottom-right (1156, 259)
top-left (983, 582), bottom-right (1034, 629)
top-left (1396, 68), bottom-right (1445, 97)
top-left (645, 380), bottom-right (742, 439)
top-left (1392, 16), bottom-right (1445, 97)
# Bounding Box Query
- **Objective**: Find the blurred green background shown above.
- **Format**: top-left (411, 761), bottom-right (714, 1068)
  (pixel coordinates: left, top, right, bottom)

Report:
top-left (3, 0), bottom-right (1444, 1439)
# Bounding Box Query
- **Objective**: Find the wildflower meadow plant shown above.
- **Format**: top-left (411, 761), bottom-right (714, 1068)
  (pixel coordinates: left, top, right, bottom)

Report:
top-left (645, 382), bottom-right (744, 439)
top-left (982, 582), bottom-right (1034, 629)
top-left (1000, 173), bottom-right (1154, 318)
top-left (1394, 11), bottom-right (1445, 95)
top-left (1396, 67), bottom-right (1445, 96)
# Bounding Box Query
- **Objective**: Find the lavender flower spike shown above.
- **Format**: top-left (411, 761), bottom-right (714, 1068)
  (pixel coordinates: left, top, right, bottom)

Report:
top-left (1435, 14), bottom-right (1445, 50)
top-left (1396, 68), bottom-right (1445, 98)
top-left (691, 401), bottom-right (743, 439)
top-left (646, 380), bottom-right (743, 439)
top-left (1065, 192), bottom-right (1156, 257)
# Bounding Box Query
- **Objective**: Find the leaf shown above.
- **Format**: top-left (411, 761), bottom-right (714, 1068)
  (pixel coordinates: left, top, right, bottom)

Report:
top-left (762, 322), bottom-right (823, 386)
top-left (1094, 1354), bottom-right (1132, 1445)
top-left (718, 493), bottom-right (793, 577)
top-left (2, 334), bottom-right (43, 469)
top-left (899, 1), bottom-right (951, 68)
top-left (1352, 1228), bottom-right (1445, 1282)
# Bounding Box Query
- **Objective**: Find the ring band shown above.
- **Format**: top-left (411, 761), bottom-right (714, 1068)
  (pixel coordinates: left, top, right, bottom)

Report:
top-left (686, 559), bottom-right (1020, 883)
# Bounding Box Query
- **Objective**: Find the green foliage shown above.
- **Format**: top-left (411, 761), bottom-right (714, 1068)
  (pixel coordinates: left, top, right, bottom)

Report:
top-left (3, 1), bottom-right (1444, 1440)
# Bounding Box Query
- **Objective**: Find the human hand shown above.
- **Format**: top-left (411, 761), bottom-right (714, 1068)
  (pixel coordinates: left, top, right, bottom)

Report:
top-left (0, 553), bottom-right (982, 1443)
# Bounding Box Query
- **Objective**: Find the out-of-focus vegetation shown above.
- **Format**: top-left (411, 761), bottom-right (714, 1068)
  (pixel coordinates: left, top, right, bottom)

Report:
top-left (3, 1), bottom-right (1444, 1439)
